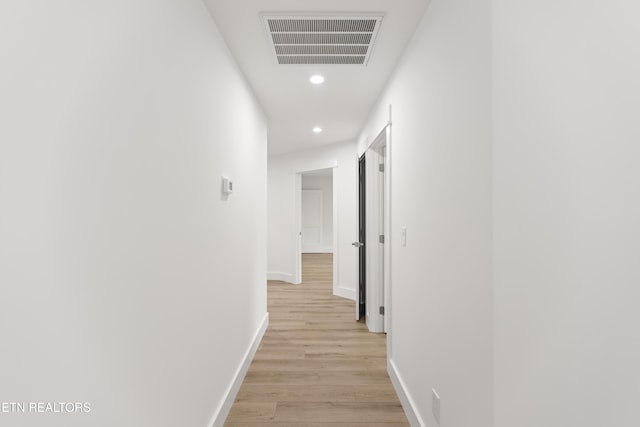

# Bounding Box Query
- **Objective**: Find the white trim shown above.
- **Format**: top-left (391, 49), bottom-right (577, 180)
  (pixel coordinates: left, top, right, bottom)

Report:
top-left (294, 173), bottom-right (303, 284)
top-left (209, 313), bottom-right (269, 427)
top-left (335, 286), bottom-right (356, 301)
top-left (363, 122), bottom-right (391, 154)
top-left (332, 167), bottom-right (339, 298)
top-left (388, 358), bottom-right (426, 427)
top-left (361, 112), bottom-right (393, 342)
top-left (355, 152), bottom-right (361, 321)
top-left (383, 124), bottom-right (392, 338)
top-left (267, 272), bottom-right (295, 283)
top-left (358, 109), bottom-right (393, 339)
top-left (365, 146), bottom-right (385, 333)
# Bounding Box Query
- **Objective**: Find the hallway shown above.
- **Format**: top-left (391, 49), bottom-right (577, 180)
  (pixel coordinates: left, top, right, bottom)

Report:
top-left (3, 1), bottom-right (638, 426)
top-left (225, 254), bottom-right (409, 426)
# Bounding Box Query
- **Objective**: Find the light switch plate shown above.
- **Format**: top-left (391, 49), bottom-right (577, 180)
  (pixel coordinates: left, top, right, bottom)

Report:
top-left (401, 227), bottom-right (407, 247)
top-left (222, 176), bottom-right (233, 194)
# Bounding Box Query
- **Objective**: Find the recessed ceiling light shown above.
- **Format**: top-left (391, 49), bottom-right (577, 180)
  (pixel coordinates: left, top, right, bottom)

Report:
top-left (313, 127), bottom-right (323, 133)
top-left (310, 75), bottom-right (325, 85)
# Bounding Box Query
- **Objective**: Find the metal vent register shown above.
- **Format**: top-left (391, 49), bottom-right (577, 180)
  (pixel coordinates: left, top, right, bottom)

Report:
top-left (263, 15), bottom-right (384, 65)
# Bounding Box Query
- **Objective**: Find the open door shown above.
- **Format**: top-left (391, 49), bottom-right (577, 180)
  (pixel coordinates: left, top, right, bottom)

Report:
top-left (358, 126), bottom-right (388, 333)
top-left (355, 154), bottom-right (366, 320)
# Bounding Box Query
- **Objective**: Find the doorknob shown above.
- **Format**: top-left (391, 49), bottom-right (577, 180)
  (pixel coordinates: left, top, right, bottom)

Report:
top-left (352, 241), bottom-right (364, 248)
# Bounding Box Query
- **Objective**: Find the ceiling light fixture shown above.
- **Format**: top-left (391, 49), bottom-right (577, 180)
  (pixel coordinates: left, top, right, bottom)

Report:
top-left (310, 75), bottom-right (325, 84)
top-left (313, 127), bottom-right (323, 133)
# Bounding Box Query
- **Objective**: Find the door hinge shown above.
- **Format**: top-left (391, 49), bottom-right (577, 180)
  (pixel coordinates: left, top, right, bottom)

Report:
top-left (379, 306), bottom-right (385, 315)
top-left (379, 235), bottom-right (385, 244)
top-left (379, 163), bottom-right (384, 172)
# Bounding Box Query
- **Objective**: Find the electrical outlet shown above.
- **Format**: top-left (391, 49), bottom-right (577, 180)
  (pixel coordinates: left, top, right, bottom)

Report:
top-left (432, 388), bottom-right (441, 425)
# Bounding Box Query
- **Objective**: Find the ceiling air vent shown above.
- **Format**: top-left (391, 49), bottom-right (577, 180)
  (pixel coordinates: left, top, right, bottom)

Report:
top-left (262, 15), bottom-right (384, 65)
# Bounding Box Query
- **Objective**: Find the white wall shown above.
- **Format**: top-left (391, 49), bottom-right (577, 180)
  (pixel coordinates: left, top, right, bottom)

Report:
top-left (358, 0), bottom-right (493, 426)
top-left (268, 141), bottom-right (357, 300)
top-left (493, 2), bottom-right (640, 426)
top-left (302, 174), bottom-right (334, 252)
top-left (0, 1), bottom-right (267, 427)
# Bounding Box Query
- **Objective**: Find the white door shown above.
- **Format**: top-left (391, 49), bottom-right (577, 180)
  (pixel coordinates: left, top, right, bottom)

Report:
top-left (362, 133), bottom-right (387, 333)
top-left (302, 189), bottom-right (323, 253)
top-left (365, 148), bottom-right (384, 333)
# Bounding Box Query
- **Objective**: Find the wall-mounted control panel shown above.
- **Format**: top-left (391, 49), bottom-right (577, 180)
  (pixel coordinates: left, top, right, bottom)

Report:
top-left (222, 176), bottom-right (233, 194)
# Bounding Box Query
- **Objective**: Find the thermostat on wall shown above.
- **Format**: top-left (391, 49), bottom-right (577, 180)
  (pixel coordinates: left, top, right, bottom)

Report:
top-left (222, 176), bottom-right (233, 194)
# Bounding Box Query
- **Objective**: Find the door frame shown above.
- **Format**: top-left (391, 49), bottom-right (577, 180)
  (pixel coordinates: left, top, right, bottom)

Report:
top-left (356, 120), bottom-right (393, 338)
top-left (356, 153), bottom-right (366, 321)
top-left (294, 167), bottom-right (338, 295)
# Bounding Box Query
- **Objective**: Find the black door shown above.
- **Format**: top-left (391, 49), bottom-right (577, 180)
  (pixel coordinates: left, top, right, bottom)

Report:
top-left (358, 154), bottom-right (366, 318)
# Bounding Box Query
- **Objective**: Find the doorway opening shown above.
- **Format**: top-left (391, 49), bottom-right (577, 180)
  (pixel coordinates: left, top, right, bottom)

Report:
top-left (356, 154), bottom-right (366, 320)
top-left (357, 125), bottom-right (391, 334)
top-left (295, 168), bottom-right (338, 290)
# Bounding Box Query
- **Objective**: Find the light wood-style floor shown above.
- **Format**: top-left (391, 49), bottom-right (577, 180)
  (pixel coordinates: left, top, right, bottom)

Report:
top-left (224, 253), bottom-right (409, 427)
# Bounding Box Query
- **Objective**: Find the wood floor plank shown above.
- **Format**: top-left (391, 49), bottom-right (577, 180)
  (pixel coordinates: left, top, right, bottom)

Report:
top-left (274, 402), bottom-right (407, 423)
top-left (225, 402), bottom-right (277, 422)
top-left (226, 423), bottom-right (409, 427)
top-left (235, 385), bottom-right (357, 402)
top-left (249, 359), bottom-right (368, 372)
top-left (224, 253), bottom-right (409, 426)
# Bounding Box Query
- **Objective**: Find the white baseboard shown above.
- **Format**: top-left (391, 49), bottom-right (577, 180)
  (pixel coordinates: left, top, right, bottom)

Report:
top-left (301, 249), bottom-right (334, 254)
top-left (209, 312), bottom-right (269, 427)
top-left (267, 272), bottom-right (294, 283)
top-left (388, 358), bottom-right (427, 427)
top-left (334, 287), bottom-right (356, 301)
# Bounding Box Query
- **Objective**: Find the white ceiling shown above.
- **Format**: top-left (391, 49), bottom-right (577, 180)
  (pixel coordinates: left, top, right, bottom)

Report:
top-left (204, 0), bottom-right (430, 155)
